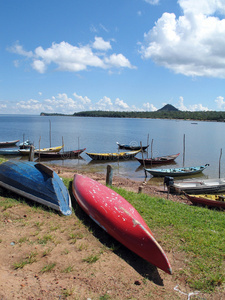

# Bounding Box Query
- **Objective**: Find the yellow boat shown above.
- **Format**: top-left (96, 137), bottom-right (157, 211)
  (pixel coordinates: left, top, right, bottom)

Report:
top-left (186, 194), bottom-right (225, 209)
top-left (86, 150), bottom-right (141, 161)
top-left (19, 145), bottom-right (64, 155)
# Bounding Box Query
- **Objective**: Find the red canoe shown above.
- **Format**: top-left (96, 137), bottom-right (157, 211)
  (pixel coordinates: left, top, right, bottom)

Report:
top-left (72, 174), bottom-right (172, 274)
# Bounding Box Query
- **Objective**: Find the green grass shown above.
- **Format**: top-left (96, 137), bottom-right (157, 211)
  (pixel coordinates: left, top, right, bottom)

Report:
top-left (111, 187), bottom-right (225, 292)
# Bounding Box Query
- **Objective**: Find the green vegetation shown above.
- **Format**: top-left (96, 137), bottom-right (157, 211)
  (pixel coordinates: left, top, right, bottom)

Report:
top-left (40, 110), bottom-right (225, 122)
top-left (112, 187), bottom-right (225, 292)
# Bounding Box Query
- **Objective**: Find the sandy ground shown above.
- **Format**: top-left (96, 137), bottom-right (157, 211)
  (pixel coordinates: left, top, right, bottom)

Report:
top-left (0, 166), bottom-right (224, 300)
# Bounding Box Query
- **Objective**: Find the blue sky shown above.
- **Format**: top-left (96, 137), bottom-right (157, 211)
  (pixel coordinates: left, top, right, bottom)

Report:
top-left (1, 0), bottom-right (225, 114)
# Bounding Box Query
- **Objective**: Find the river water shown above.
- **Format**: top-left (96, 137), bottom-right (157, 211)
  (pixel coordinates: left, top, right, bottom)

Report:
top-left (0, 114), bottom-right (224, 181)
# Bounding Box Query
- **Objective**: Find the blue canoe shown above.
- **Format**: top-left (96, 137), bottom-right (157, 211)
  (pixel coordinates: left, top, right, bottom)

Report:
top-left (0, 160), bottom-right (72, 215)
top-left (145, 164), bottom-right (209, 177)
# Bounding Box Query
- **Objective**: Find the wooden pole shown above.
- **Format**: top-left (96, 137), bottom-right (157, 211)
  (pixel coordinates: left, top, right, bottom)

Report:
top-left (151, 139), bottom-right (153, 168)
top-left (49, 120), bottom-right (51, 148)
top-left (106, 165), bottom-right (113, 185)
top-left (62, 136), bottom-right (64, 153)
top-left (29, 145), bottom-right (34, 161)
top-left (141, 141), bottom-right (147, 181)
top-left (147, 133), bottom-right (149, 158)
top-left (219, 148), bottom-right (222, 178)
top-left (38, 136), bottom-right (41, 162)
top-left (183, 134), bottom-right (185, 167)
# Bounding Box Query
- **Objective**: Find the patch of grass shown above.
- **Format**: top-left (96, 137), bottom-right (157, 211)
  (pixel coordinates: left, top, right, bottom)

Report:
top-left (13, 251), bottom-right (37, 269)
top-left (61, 287), bottom-right (75, 297)
top-left (99, 294), bottom-right (111, 300)
top-left (62, 265), bottom-right (74, 273)
top-left (38, 234), bottom-right (55, 245)
top-left (42, 247), bottom-right (53, 257)
top-left (40, 263), bottom-right (56, 273)
top-left (112, 187), bottom-right (225, 292)
top-left (83, 254), bottom-right (99, 264)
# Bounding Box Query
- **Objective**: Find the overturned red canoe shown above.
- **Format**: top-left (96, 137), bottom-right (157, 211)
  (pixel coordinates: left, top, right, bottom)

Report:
top-left (72, 174), bottom-right (172, 274)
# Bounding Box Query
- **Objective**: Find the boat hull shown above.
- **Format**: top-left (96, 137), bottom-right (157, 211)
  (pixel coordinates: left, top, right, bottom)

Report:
top-left (72, 174), bottom-right (172, 274)
top-left (145, 164), bottom-right (209, 177)
top-left (86, 150), bottom-right (141, 161)
top-left (186, 194), bottom-right (225, 209)
top-left (136, 153), bottom-right (180, 165)
top-left (36, 148), bottom-right (86, 159)
top-left (19, 145), bottom-right (64, 155)
top-left (117, 142), bottom-right (149, 151)
top-left (0, 140), bottom-right (19, 148)
top-left (0, 160), bottom-right (72, 215)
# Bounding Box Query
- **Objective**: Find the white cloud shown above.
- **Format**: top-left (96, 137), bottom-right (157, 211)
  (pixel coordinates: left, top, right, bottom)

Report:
top-left (144, 0), bottom-right (160, 5)
top-left (115, 98), bottom-right (129, 110)
top-left (140, 0), bottom-right (225, 78)
top-left (73, 92), bottom-right (91, 104)
top-left (92, 37), bottom-right (111, 50)
top-left (143, 102), bottom-right (157, 111)
top-left (9, 38), bottom-right (135, 73)
top-left (215, 96), bottom-right (225, 109)
top-left (177, 96), bottom-right (210, 111)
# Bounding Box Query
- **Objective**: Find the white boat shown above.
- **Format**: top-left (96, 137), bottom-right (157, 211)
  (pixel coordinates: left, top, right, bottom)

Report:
top-left (170, 177), bottom-right (225, 194)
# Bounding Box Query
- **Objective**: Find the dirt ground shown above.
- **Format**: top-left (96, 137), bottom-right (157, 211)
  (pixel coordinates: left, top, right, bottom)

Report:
top-left (0, 166), bottom-right (224, 300)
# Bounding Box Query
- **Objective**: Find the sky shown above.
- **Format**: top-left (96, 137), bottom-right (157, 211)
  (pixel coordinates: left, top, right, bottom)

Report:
top-left (1, 0), bottom-right (225, 115)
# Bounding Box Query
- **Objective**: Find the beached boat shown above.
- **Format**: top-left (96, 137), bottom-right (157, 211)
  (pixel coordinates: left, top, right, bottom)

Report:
top-left (169, 177), bottom-right (225, 194)
top-left (0, 160), bottom-right (72, 215)
top-left (86, 150), bottom-right (141, 161)
top-left (19, 145), bottom-right (64, 155)
top-left (186, 194), bottom-right (225, 209)
top-left (35, 148), bottom-right (86, 159)
top-left (145, 164), bottom-right (209, 177)
top-left (0, 149), bottom-right (20, 156)
top-left (136, 153), bottom-right (180, 165)
top-left (72, 174), bottom-right (172, 274)
top-left (116, 142), bottom-right (149, 151)
top-left (0, 140), bottom-right (19, 148)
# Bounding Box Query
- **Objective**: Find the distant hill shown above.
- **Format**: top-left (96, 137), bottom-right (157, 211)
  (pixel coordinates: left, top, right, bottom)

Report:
top-left (158, 104), bottom-right (179, 111)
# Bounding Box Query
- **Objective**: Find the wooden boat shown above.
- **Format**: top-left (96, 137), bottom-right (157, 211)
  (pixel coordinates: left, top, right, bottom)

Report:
top-left (35, 148), bottom-right (86, 159)
top-left (0, 149), bottom-right (20, 156)
top-left (186, 194), bottom-right (225, 209)
top-left (169, 178), bottom-right (225, 194)
top-left (0, 160), bottom-right (72, 215)
top-left (19, 140), bottom-right (33, 149)
top-left (145, 164), bottom-right (209, 177)
top-left (72, 174), bottom-right (172, 274)
top-left (19, 145), bottom-right (64, 155)
top-left (0, 139), bottom-right (19, 148)
top-left (136, 153), bottom-right (180, 165)
top-left (86, 150), bottom-right (141, 161)
top-left (116, 142), bottom-right (149, 151)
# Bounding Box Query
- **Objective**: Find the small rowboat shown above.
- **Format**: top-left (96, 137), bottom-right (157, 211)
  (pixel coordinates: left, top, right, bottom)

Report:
top-left (72, 174), bottom-right (172, 274)
top-left (186, 194), bottom-right (225, 209)
top-left (116, 142), bottom-right (149, 151)
top-left (0, 160), bottom-right (72, 215)
top-left (19, 140), bottom-right (33, 149)
top-left (19, 145), bottom-right (64, 155)
top-left (136, 153), bottom-right (180, 165)
top-left (86, 150), bottom-right (141, 161)
top-left (0, 149), bottom-right (20, 156)
top-left (0, 140), bottom-right (19, 148)
top-left (169, 178), bottom-right (225, 194)
top-left (36, 148), bottom-right (86, 159)
top-left (145, 164), bottom-right (209, 177)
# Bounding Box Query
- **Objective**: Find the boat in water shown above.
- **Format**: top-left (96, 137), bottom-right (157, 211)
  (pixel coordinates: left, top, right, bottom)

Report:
top-left (0, 160), bottom-right (72, 215)
top-left (0, 140), bottom-right (19, 148)
top-left (86, 150), bottom-right (141, 161)
top-left (136, 153), bottom-right (180, 165)
top-left (116, 142), bottom-right (149, 151)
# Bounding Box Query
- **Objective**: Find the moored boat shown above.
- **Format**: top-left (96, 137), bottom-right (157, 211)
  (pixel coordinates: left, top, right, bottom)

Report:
top-left (86, 150), bottom-right (141, 161)
top-left (0, 160), bottom-right (72, 215)
top-left (116, 142), bottom-right (149, 151)
top-left (72, 174), bottom-right (172, 274)
top-left (0, 149), bottom-right (20, 156)
top-left (136, 153), bottom-right (180, 165)
top-left (169, 177), bottom-right (225, 194)
top-left (145, 164), bottom-right (209, 177)
top-left (19, 145), bottom-right (64, 155)
top-left (0, 140), bottom-right (19, 148)
top-left (36, 148), bottom-right (86, 159)
top-left (186, 194), bottom-right (225, 209)
top-left (19, 140), bottom-right (33, 149)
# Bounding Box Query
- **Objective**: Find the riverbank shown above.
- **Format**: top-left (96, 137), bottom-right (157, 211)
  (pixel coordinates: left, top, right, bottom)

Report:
top-left (0, 165), bottom-right (223, 299)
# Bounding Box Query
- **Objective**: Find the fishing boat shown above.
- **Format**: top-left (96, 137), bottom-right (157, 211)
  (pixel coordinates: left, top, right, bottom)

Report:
top-left (86, 150), bottom-right (141, 161)
top-left (116, 142), bottom-right (149, 151)
top-left (169, 177), bottom-right (225, 194)
top-left (144, 164), bottom-right (209, 177)
top-left (0, 149), bottom-right (20, 156)
top-left (72, 174), bottom-right (172, 274)
top-left (186, 194), bottom-right (225, 209)
top-left (19, 145), bottom-right (64, 155)
top-left (35, 148), bottom-right (86, 159)
top-left (0, 160), bottom-right (72, 215)
top-left (136, 153), bottom-right (180, 165)
top-left (0, 140), bottom-right (19, 148)
top-left (19, 140), bottom-right (33, 149)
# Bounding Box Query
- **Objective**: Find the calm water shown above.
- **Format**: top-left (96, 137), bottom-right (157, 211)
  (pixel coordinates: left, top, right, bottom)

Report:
top-left (0, 114), bottom-right (224, 181)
